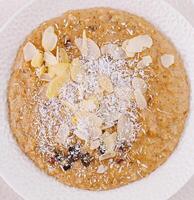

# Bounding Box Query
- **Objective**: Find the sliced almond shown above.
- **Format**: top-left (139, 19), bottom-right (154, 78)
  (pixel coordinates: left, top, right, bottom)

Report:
top-left (137, 55), bottom-right (152, 68)
top-left (99, 151), bottom-right (116, 161)
top-left (98, 74), bottom-right (113, 94)
top-left (114, 86), bottom-right (133, 102)
top-left (36, 65), bottom-right (46, 77)
top-left (57, 124), bottom-right (70, 144)
top-left (134, 89), bottom-right (147, 110)
top-left (23, 42), bottom-right (37, 61)
top-left (48, 66), bottom-right (56, 79)
top-left (117, 114), bottom-right (133, 140)
top-left (39, 73), bottom-right (52, 82)
top-left (46, 76), bottom-right (67, 99)
top-left (101, 43), bottom-right (126, 60)
top-left (122, 35), bottom-right (153, 57)
top-left (103, 132), bottom-right (117, 152)
top-left (44, 51), bottom-right (57, 66)
top-left (97, 165), bottom-right (108, 173)
top-left (31, 50), bottom-right (43, 68)
top-left (132, 77), bottom-right (147, 93)
top-left (54, 63), bottom-right (71, 79)
top-left (79, 98), bottom-right (98, 112)
top-left (70, 58), bottom-right (84, 82)
top-left (75, 31), bottom-right (101, 59)
top-left (56, 47), bottom-right (69, 63)
top-left (161, 54), bottom-right (174, 68)
top-left (90, 127), bottom-right (102, 140)
top-left (90, 139), bottom-right (101, 150)
top-left (42, 26), bottom-right (58, 51)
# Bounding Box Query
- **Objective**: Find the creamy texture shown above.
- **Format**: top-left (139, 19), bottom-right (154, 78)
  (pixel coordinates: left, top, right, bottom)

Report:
top-left (8, 8), bottom-right (189, 190)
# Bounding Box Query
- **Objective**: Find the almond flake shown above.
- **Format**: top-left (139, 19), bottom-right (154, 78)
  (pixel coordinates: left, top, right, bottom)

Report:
top-left (137, 55), bottom-right (152, 68)
top-left (161, 54), bottom-right (174, 68)
top-left (54, 63), bottom-right (71, 79)
top-left (42, 26), bottom-right (58, 51)
top-left (39, 73), bottom-right (52, 82)
top-left (90, 127), bottom-right (102, 140)
top-left (114, 86), bottom-right (133, 102)
top-left (98, 74), bottom-right (113, 94)
top-left (48, 66), bottom-right (56, 79)
top-left (122, 35), bottom-right (153, 57)
top-left (23, 42), bottom-right (37, 61)
top-left (103, 132), bottom-right (117, 152)
top-left (75, 31), bottom-right (101, 59)
top-left (36, 65), bottom-right (46, 77)
top-left (99, 151), bottom-right (116, 161)
top-left (44, 51), bottom-right (57, 66)
top-left (31, 50), bottom-right (43, 68)
top-left (101, 43), bottom-right (126, 60)
top-left (117, 114), bottom-right (133, 140)
top-left (46, 76), bottom-right (67, 99)
top-left (97, 165), bottom-right (108, 174)
top-left (90, 139), bottom-right (100, 150)
top-left (56, 47), bottom-right (69, 63)
top-left (132, 77), bottom-right (147, 93)
top-left (70, 58), bottom-right (84, 82)
top-left (79, 98), bottom-right (98, 112)
top-left (134, 89), bottom-right (147, 110)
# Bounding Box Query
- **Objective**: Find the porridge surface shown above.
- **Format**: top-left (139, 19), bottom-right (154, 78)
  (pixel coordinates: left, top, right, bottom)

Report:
top-left (8, 8), bottom-right (189, 190)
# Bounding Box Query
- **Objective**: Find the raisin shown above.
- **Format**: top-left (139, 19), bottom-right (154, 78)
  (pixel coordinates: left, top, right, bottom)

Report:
top-left (61, 157), bottom-right (72, 171)
top-left (68, 145), bottom-right (81, 161)
top-left (98, 145), bottom-right (106, 155)
top-left (81, 153), bottom-right (92, 167)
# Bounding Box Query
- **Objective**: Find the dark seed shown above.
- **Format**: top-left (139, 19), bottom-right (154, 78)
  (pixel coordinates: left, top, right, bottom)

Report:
top-left (61, 157), bottom-right (72, 171)
top-left (81, 153), bottom-right (92, 167)
top-left (68, 145), bottom-right (81, 161)
top-left (98, 145), bottom-right (106, 155)
top-left (54, 153), bottom-right (63, 162)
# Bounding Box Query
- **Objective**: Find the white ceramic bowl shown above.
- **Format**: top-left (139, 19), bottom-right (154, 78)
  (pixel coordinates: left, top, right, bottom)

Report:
top-left (0, 0), bottom-right (194, 200)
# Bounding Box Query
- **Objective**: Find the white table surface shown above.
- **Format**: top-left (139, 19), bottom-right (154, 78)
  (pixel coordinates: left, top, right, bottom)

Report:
top-left (0, 0), bottom-right (194, 199)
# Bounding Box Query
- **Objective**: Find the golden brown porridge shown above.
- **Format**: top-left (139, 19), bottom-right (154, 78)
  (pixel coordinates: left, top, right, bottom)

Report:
top-left (8, 8), bottom-right (189, 190)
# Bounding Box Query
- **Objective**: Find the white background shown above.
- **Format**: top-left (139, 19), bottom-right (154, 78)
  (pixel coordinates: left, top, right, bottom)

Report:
top-left (0, 0), bottom-right (194, 199)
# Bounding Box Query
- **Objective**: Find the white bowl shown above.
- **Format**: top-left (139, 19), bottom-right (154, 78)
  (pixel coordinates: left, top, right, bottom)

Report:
top-left (0, 0), bottom-right (194, 200)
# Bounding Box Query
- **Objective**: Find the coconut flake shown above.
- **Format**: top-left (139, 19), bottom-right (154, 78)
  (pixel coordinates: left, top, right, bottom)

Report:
top-left (44, 51), bottom-right (57, 66)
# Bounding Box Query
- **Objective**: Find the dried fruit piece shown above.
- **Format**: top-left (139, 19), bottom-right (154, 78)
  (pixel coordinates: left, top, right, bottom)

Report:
top-left (42, 26), bottom-right (58, 51)
top-left (81, 153), bottom-right (92, 167)
top-left (134, 89), bottom-right (147, 110)
top-left (122, 35), bottom-right (153, 57)
top-left (101, 43), bottom-right (126, 60)
top-left (68, 145), bottom-right (81, 161)
top-left (46, 76), bottom-right (68, 99)
top-left (137, 55), bottom-right (152, 68)
top-left (132, 77), bottom-right (147, 93)
top-left (31, 50), bottom-right (43, 68)
top-left (161, 54), bottom-right (174, 68)
top-left (98, 74), bottom-right (113, 94)
top-left (56, 47), bottom-right (69, 63)
top-left (75, 31), bottom-right (101, 59)
top-left (44, 51), bottom-right (57, 66)
top-left (70, 58), bottom-right (84, 82)
top-left (60, 157), bottom-right (72, 171)
top-left (23, 42), bottom-right (37, 61)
